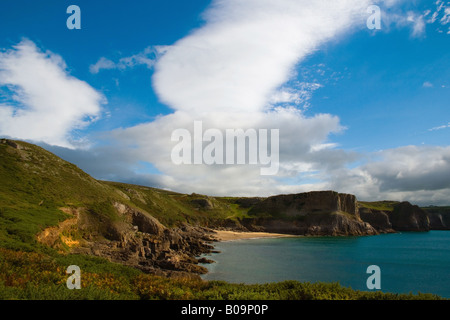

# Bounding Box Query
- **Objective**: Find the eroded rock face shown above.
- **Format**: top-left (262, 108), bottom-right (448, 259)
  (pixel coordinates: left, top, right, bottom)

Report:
top-left (244, 191), bottom-right (377, 236)
top-left (242, 212), bottom-right (377, 236)
top-left (423, 207), bottom-right (450, 230)
top-left (72, 203), bottom-right (216, 279)
top-left (249, 191), bottom-right (359, 218)
top-left (191, 198), bottom-right (214, 210)
top-left (389, 202), bottom-right (430, 231)
top-left (359, 207), bottom-right (394, 233)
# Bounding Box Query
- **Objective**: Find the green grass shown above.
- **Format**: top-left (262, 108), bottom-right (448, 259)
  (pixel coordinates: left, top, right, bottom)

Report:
top-left (359, 201), bottom-right (399, 212)
top-left (0, 247), bottom-right (443, 300)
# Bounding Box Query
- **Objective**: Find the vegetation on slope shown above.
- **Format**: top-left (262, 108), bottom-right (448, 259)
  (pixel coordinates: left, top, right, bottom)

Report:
top-left (358, 201), bottom-right (398, 212)
top-left (0, 139), bottom-right (447, 300)
top-left (0, 248), bottom-right (443, 300)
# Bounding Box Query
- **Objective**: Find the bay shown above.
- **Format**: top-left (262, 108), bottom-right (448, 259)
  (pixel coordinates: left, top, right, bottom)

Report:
top-left (201, 231), bottom-right (450, 298)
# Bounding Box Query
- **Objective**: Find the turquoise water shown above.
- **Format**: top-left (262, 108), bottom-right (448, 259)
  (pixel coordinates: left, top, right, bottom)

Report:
top-left (201, 231), bottom-right (450, 298)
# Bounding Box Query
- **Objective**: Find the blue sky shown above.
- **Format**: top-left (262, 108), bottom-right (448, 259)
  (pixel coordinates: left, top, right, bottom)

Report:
top-left (1, 0), bottom-right (450, 204)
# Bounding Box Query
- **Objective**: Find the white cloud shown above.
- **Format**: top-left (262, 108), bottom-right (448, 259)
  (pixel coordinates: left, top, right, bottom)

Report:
top-left (0, 39), bottom-right (105, 148)
top-left (406, 11), bottom-right (426, 37)
top-left (89, 57), bottom-right (116, 74)
top-left (268, 82), bottom-right (323, 110)
top-left (102, 107), bottom-right (346, 196)
top-left (153, 0), bottom-right (382, 114)
top-left (423, 81), bottom-right (434, 88)
top-left (325, 145), bottom-right (450, 205)
top-left (82, 0), bottom-right (404, 197)
top-left (421, 0), bottom-right (450, 34)
top-left (429, 122), bottom-right (450, 131)
top-left (441, 7), bottom-right (450, 25)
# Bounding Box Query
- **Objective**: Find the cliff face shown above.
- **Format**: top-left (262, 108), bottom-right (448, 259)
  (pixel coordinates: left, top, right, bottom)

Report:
top-left (245, 191), bottom-right (377, 236)
top-left (249, 191), bottom-right (359, 218)
top-left (59, 202), bottom-right (217, 279)
top-left (389, 202), bottom-right (430, 231)
top-left (422, 207), bottom-right (450, 230)
top-left (359, 207), bottom-right (394, 233)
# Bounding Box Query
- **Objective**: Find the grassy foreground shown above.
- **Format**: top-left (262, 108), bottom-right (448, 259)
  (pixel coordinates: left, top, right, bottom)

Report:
top-left (0, 247), bottom-right (443, 300)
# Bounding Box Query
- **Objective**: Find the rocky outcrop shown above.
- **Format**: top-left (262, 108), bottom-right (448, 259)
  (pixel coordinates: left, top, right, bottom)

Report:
top-left (113, 202), bottom-right (166, 236)
top-left (191, 198), bottom-right (214, 210)
top-left (359, 207), bottom-right (395, 233)
top-left (243, 191), bottom-right (377, 236)
top-left (242, 212), bottom-right (377, 236)
top-left (249, 191), bottom-right (359, 218)
top-left (71, 203), bottom-right (217, 279)
top-left (423, 207), bottom-right (450, 230)
top-left (389, 202), bottom-right (430, 231)
top-left (0, 139), bottom-right (23, 149)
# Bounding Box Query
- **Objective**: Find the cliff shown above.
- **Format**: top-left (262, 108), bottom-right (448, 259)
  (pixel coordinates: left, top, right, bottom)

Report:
top-left (358, 207), bottom-right (394, 233)
top-left (358, 201), bottom-right (437, 232)
top-left (422, 207), bottom-right (450, 230)
top-left (244, 191), bottom-right (377, 236)
top-left (389, 202), bottom-right (430, 231)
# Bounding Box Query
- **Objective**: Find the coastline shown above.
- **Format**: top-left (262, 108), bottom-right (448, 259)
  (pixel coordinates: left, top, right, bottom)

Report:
top-left (212, 230), bottom-right (299, 242)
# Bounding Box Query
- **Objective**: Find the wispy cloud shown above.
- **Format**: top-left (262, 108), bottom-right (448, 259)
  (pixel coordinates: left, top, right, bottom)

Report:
top-left (90, 46), bottom-right (170, 74)
top-left (407, 11), bottom-right (426, 37)
top-left (424, 0), bottom-right (450, 34)
top-left (429, 122), bottom-right (450, 131)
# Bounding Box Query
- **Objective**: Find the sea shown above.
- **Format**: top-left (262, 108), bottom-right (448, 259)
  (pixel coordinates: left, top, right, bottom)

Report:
top-left (201, 231), bottom-right (450, 298)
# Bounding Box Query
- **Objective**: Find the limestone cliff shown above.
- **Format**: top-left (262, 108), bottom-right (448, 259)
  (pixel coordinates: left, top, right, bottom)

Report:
top-left (244, 191), bottom-right (377, 236)
top-left (358, 207), bottom-right (395, 233)
top-left (388, 202), bottom-right (430, 231)
top-left (422, 207), bottom-right (450, 230)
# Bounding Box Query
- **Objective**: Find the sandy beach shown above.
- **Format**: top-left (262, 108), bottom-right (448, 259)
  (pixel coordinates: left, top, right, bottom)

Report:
top-left (212, 230), bottom-right (299, 241)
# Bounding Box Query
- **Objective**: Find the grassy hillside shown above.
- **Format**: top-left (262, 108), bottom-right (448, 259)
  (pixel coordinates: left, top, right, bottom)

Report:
top-left (102, 181), bottom-right (251, 227)
top-left (0, 139), bottom-right (248, 251)
top-left (0, 139), bottom-right (446, 300)
top-left (358, 201), bottom-right (398, 212)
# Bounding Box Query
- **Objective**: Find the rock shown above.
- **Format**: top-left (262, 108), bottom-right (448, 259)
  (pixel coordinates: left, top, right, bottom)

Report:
top-left (0, 139), bottom-right (23, 149)
top-left (244, 191), bottom-right (376, 236)
top-left (197, 257), bottom-right (215, 264)
top-left (249, 191), bottom-right (360, 218)
top-left (389, 202), bottom-right (430, 231)
top-left (423, 207), bottom-right (450, 230)
top-left (69, 202), bottom-right (217, 277)
top-left (191, 198), bottom-right (214, 209)
top-left (304, 212), bottom-right (377, 236)
top-left (113, 202), bottom-right (166, 236)
top-left (359, 207), bottom-right (394, 233)
top-left (242, 212), bottom-right (377, 236)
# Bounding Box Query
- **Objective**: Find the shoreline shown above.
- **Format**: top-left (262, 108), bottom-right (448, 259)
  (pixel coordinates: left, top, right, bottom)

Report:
top-left (212, 230), bottom-right (299, 242)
